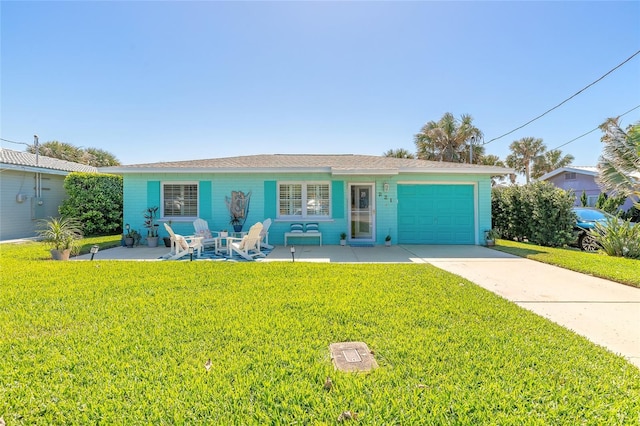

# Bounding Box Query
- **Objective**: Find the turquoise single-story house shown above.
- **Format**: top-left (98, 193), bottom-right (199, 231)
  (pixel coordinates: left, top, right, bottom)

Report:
top-left (102, 154), bottom-right (511, 246)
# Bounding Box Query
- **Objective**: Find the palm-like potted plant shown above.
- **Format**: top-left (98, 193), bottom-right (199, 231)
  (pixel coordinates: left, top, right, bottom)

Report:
top-left (385, 234), bottom-right (392, 247)
top-left (36, 216), bottom-right (83, 260)
top-left (340, 232), bottom-right (347, 246)
top-left (485, 229), bottom-right (498, 247)
top-left (143, 206), bottom-right (160, 247)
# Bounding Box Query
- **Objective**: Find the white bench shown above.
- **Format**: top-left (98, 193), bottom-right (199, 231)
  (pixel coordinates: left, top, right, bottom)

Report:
top-left (284, 232), bottom-right (322, 247)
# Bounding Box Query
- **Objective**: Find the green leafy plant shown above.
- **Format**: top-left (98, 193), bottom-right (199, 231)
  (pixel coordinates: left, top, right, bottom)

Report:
top-left (35, 216), bottom-right (83, 255)
top-left (143, 206), bottom-right (159, 237)
top-left (385, 234), bottom-right (391, 242)
top-left (59, 172), bottom-right (123, 236)
top-left (589, 217), bottom-right (640, 259)
top-left (492, 182), bottom-right (575, 247)
top-left (340, 232), bottom-right (347, 240)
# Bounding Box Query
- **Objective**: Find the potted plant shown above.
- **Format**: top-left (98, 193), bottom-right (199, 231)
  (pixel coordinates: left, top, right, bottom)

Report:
top-left (36, 216), bottom-right (83, 260)
top-left (220, 229), bottom-right (228, 238)
top-left (124, 224), bottom-right (140, 248)
top-left (485, 229), bottom-right (498, 247)
top-left (385, 234), bottom-right (391, 247)
top-left (143, 206), bottom-right (160, 247)
top-left (340, 232), bottom-right (347, 246)
top-left (230, 215), bottom-right (244, 233)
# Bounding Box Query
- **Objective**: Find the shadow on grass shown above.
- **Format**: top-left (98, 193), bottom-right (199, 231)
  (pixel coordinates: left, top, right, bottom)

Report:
top-left (491, 242), bottom-right (548, 258)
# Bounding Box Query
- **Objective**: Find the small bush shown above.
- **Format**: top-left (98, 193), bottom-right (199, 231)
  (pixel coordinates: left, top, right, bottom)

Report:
top-left (590, 217), bottom-right (640, 259)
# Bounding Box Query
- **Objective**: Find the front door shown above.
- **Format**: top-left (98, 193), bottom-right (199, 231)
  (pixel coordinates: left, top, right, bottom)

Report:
top-left (349, 184), bottom-right (375, 241)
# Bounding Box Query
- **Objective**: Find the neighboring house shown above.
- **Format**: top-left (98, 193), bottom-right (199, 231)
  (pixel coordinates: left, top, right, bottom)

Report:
top-left (0, 148), bottom-right (97, 240)
top-left (538, 166), bottom-right (638, 211)
top-left (102, 154), bottom-right (511, 246)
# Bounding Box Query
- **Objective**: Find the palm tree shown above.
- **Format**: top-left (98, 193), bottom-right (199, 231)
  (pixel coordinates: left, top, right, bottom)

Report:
top-left (532, 149), bottom-right (574, 179)
top-left (414, 113), bottom-right (482, 163)
top-left (27, 140), bottom-right (121, 166)
top-left (383, 148), bottom-right (415, 159)
top-left (84, 148), bottom-right (121, 166)
top-left (505, 137), bottom-right (546, 184)
top-left (478, 154), bottom-right (508, 186)
top-left (27, 140), bottom-right (83, 163)
top-left (596, 118), bottom-right (639, 207)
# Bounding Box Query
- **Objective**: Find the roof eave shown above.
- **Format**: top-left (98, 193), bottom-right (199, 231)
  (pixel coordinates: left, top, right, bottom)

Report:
top-left (1, 163), bottom-right (72, 175)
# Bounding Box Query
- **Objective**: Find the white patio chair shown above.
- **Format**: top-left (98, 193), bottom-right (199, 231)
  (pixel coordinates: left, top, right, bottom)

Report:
top-left (227, 222), bottom-right (265, 261)
top-left (163, 223), bottom-right (203, 260)
top-left (193, 218), bottom-right (218, 249)
top-left (260, 218), bottom-right (273, 249)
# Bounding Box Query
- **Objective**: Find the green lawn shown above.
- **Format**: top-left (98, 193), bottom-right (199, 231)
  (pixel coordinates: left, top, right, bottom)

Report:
top-left (1, 239), bottom-right (639, 424)
top-left (492, 239), bottom-right (640, 288)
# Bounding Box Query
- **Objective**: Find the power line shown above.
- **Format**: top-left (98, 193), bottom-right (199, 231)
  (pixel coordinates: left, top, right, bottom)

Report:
top-left (484, 49), bottom-right (640, 145)
top-left (549, 104), bottom-right (640, 151)
top-left (0, 137), bottom-right (30, 146)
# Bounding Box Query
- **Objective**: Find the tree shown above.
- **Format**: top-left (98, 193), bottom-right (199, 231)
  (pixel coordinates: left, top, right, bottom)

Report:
top-left (414, 113), bottom-right (482, 163)
top-left (478, 154), bottom-right (507, 186)
top-left (83, 147), bottom-right (121, 167)
top-left (596, 118), bottom-right (639, 208)
top-left (532, 149), bottom-right (574, 179)
top-left (27, 140), bottom-right (121, 167)
top-left (505, 137), bottom-right (546, 184)
top-left (383, 148), bottom-right (415, 159)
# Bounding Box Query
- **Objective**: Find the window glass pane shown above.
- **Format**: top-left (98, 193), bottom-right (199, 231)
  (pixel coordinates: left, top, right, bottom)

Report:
top-left (279, 184), bottom-right (302, 216)
top-left (307, 183), bottom-right (330, 216)
top-left (163, 184), bottom-right (198, 217)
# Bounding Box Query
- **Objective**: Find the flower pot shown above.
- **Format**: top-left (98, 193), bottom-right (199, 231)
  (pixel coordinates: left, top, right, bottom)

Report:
top-left (340, 239), bottom-right (346, 246)
top-left (485, 239), bottom-right (495, 247)
top-left (233, 224), bottom-right (243, 233)
top-left (147, 236), bottom-right (159, 248)
top-left (163, 237), bottom-right (172, 247)
top-left (125, 237), bottom-right (134, 248)
top-left (51, 248), bottom-right (71, 261)
top-left (385, 241), bottom-right (391, 247)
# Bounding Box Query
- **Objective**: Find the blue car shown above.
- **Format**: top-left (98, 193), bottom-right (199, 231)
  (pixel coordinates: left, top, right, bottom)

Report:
top-left (572, 207), bottom-right (615, 251)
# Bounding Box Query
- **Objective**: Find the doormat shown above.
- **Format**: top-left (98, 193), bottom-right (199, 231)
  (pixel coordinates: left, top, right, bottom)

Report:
top-left (349, 242), bottom-right (375, 247)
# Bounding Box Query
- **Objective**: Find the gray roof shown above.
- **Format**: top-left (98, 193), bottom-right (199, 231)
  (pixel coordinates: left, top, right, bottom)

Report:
top-left (102, 154), bottom-right (512, 176)
top-left (0, 148), bottom-right (98, 173)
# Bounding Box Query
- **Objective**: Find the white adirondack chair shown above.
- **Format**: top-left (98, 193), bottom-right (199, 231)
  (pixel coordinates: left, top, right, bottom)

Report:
top-left (260, 218), bottom-right (273, 249)
top-left (228, 222), bottom-right (265, 261)
top-left (193, 218), bottom-right (218, 248)
top-left (163, 223), bottom-right (203, 260)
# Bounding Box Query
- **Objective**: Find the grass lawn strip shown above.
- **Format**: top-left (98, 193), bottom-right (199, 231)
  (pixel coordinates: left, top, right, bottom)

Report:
top-left (1, 239), bottom-right (639, 424)
top-left (491, 239), bottom-right (640, 288)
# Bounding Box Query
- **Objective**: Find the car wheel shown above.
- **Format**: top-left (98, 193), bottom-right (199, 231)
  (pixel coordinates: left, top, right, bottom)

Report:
top-left (578, 233), bottom-right (599, 252)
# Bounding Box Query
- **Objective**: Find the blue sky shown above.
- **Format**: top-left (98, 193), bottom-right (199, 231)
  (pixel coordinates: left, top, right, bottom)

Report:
top-left (2, 1), bottom-right (639, 168)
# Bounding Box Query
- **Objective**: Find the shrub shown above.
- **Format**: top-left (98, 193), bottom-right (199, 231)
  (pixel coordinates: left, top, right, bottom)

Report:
top-left (622, 205), bottom-right (640, 222)
top-left (590, 217), bottom-right (640, 259)
top-left (59, 172), bottom-right (123, 236)
top-left (492, 182), bottom-right (575, 247)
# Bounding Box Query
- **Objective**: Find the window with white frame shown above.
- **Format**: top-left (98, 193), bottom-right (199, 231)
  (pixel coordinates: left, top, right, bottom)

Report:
top-left (278, 182), bottom-right (330, 219)
top-left (564, 172), bottom-right (577, 180)
top-left (587, 195), bottom-right (599, 207)
top-left (162, 183), bottom-right (198, 218)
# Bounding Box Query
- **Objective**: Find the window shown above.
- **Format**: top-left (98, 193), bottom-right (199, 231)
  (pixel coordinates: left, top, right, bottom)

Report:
top-left (278, 182), bottom-right (330, 218)
top-left (162, 183), bottom-right (198, 218)
top-left (565, 172), bottom-right (577, 180)
top-left (587, 195), bottom-right (599, 207)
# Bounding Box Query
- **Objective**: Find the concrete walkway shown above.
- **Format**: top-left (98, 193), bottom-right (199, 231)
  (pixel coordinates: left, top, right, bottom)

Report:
top-left (76, 244), bottom-right (640, 368)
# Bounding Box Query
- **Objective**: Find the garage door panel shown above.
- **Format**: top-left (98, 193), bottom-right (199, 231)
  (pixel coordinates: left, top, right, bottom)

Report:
top-left (398, 184), bottom-right (475, 244)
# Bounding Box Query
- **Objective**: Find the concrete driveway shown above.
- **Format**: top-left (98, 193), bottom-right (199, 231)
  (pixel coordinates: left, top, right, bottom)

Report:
top-left (78, 243), bottom-right (640, 368)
